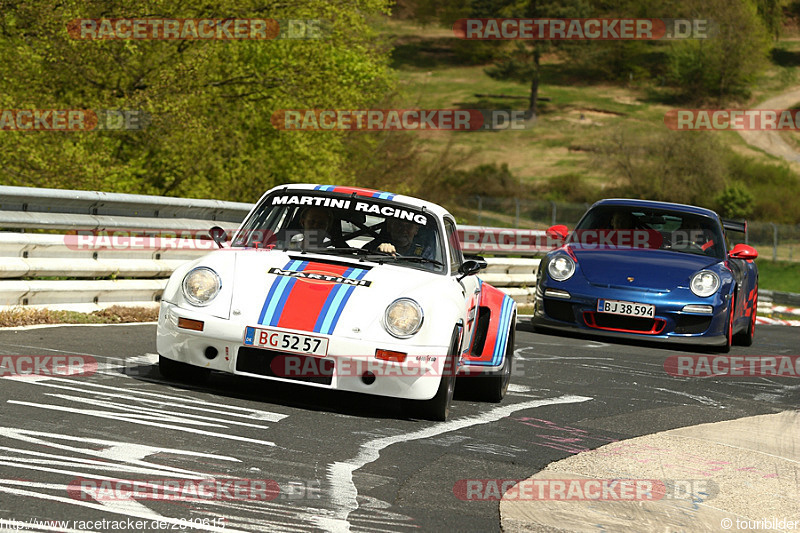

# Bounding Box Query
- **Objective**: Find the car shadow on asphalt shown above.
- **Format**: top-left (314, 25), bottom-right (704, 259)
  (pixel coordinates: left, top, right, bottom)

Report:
top-left (122, 361), bottom-right (456, 421)
top-left (514, 321), bottom-right (730, 354)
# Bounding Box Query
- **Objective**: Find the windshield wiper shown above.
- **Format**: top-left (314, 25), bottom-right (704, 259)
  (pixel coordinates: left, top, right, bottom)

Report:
top-left (307, 247), bottom-right (394, 260)
top-left (390, 255), bottom-right (445, 267)
top-left (314, 246), bottom-right (362, 254)
top-left (323, 247), bottom-right (392, 255)
top-left (303, 247), bottom-right (442, 266)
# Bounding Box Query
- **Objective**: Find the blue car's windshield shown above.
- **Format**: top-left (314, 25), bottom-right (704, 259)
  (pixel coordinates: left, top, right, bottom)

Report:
top-left (231, 191), bottom-right (445, 273)
top-left (572, 206), bottom-right (726, 260)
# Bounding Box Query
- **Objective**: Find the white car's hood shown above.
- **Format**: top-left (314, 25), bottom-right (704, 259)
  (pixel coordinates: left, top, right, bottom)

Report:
top-left (227, 249), bottom-right (446, 339)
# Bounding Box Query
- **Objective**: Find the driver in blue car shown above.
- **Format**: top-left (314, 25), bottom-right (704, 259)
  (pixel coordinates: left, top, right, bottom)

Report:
top-left (674, 218), bottom-right (717, 254)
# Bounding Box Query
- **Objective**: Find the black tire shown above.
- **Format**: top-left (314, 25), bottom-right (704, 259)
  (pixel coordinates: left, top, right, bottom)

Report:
top-left (411, 327), bottom-right (460, 421)
top-left (474, 319), bottom-right (515, 403)
top-left (733, 311), bottom-right (755, 347)
top-left (733, 288), bottom-right (756, 347)
top-left (159, 355), bottom-right (211, 383)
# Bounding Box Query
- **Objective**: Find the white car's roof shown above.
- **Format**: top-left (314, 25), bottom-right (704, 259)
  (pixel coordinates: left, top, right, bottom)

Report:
top-left (259, 183), bottom-right (454, 221)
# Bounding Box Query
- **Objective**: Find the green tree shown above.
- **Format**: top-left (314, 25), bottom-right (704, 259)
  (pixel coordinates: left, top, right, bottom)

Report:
top-left (0, 0), bottom-right (394, 201)
top-left (412, 0), bottom-right (590, 119)
top-left (487, 1), bottom-right (593, 118)
top-left (666, 0), bottom-right (771, 102)
top-left (755, 0), bottom-right (787, 39)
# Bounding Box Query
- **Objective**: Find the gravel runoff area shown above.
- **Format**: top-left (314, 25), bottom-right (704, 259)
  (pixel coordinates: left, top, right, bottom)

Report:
top-left (501, 411), bottom-right (800, 532)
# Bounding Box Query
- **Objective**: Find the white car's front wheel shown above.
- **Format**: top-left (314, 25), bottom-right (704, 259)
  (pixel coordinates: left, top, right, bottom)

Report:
top-left (409, 326), bottom-right (460, 421)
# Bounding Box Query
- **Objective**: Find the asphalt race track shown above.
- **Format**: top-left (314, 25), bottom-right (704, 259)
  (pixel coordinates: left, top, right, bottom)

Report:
top-left (0, 321), bottom-right (797, 532)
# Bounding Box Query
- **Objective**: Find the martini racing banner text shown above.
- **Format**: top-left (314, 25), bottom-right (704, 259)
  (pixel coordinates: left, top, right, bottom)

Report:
top-left (271, 194), bottom-right (428, 225)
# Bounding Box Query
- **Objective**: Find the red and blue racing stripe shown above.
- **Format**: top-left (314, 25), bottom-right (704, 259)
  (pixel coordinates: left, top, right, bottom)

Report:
top-left (258, 259), bottom-right (369, 335)
top-left (313, 185), bottom-right (396, 200)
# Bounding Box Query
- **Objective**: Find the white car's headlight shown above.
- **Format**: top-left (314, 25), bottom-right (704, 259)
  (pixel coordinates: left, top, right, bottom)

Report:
top-left (690, 271), bottom-right (720, 297)
top-left (384, 298), bottom-right (423, 338)
top-left (548, 255), bottom-right (575, 282)
top-left (182, 267), bottom-right (221, 306)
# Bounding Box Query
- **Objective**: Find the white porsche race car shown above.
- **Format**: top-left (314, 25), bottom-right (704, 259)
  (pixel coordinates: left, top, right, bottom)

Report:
top-left (156, 184), bottom-right (517, 420)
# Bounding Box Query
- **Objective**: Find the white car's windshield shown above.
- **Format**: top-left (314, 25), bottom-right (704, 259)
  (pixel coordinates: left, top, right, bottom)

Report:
top-left (231, 191), bottom-right (446, 272)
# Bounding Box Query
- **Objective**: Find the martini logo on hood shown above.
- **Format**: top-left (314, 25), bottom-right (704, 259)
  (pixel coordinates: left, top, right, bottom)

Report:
top-left (260, 260), bottom-right (371, 335)
top-left (268, 267), bottom-right (372, 287)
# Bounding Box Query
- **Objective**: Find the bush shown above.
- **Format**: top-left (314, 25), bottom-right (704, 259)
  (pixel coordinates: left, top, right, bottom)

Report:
top-left (593, 127), bottom-right (800, 224)
top-left (714, 184), bottom-right (754, 219)
top-left (561, 41), bottom-right (667, 83)
top-left (453, 40), bottom-right (505, 66)
top-left (726, 153), bottom-right (800, 223)
top-left (532, 173), bottom-right (601, 203)
top-left (598, 126), bottom-right (726, 207)
top-left (438, 163), bottom-right (520, 199)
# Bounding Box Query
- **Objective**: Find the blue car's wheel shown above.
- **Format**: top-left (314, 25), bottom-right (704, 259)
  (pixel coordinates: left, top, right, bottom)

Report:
top-left (733, 286), bottom-right (756, 347)
top-left (718, 300), bottom-right (733, 353)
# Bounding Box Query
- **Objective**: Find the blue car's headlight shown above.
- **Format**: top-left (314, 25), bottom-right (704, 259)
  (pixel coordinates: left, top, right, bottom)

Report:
top-left (548, 255), bottom-right (575, 282)
top-left (690, 270), bottom-right (720, 297)
top-left (182, 267), bottom-right (221, 306)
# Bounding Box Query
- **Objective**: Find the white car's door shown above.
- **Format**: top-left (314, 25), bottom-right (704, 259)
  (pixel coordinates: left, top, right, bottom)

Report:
top-left (444, 217), bottom-right (481, 354)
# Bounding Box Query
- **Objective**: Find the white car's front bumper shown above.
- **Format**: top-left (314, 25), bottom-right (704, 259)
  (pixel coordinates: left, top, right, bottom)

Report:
top-left (156, 301), bottom-right (451, 400)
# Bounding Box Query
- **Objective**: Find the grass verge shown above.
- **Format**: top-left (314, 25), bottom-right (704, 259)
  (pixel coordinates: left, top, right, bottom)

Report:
top-left (0, 306), bottom-right (158, 327)
top-left (755, 259), bottom-right (800, 293)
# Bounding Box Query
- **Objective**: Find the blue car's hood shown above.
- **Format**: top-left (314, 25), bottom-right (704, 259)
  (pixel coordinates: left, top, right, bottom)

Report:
top-left (571, 247), bottom-right (719, 290)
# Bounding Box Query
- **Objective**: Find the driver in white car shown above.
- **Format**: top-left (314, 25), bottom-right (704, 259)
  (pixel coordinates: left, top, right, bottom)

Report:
top-left (366, 218), bottom-right (436, 259)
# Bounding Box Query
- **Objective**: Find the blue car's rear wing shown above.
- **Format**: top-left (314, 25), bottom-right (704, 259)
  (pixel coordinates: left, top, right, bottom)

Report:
top-left (722, 219), bottom-right (747, 234)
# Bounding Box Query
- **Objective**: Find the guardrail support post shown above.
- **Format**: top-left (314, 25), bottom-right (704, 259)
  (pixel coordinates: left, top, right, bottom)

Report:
top-left (550, 201), bottom-right (557, 226)
top-left (771, 223), bottom-right (778, 261)
top-left (515, 198), bottom-right (520, 228)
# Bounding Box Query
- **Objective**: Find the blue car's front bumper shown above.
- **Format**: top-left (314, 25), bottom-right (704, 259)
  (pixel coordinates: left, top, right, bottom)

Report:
top-left (531, 281), bottom-right (731, 347)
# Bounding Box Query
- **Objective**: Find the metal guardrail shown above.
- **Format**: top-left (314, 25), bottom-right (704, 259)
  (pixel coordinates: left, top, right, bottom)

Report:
top-left (0, 186), bottom-right (247, 310)
top-left (0, 186), bottom-right (542, 310)
top-left (3, 186), bottom-right (792, 313)
top-left (757, 290), bottom-right (800, 319)
top-left (0, 185), bottom-right (250, 231)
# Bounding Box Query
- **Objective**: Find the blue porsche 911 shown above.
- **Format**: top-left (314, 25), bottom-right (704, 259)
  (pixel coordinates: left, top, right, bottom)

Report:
top-left (531, 199), bottom-right (758, 352)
